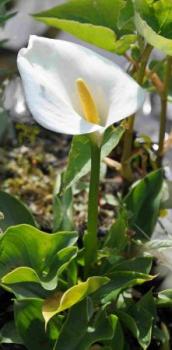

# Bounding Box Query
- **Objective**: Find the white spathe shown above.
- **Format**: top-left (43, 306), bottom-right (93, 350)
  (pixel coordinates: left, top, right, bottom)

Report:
top-left (17, 35), bottom-right (145, 136)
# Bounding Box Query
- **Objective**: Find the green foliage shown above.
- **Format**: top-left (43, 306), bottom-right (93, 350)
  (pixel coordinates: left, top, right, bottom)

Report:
top-left (0, 224), bottom-right (78, 294)
top-left (0, 0), bottom-right (15, 25)
top-left (0, 191), bottom-right (36, 231)
top-left (0, 217), bottom-right (158, 350)
top-left (14, 299), bottom-right (61, 350)
top-left (93, 271), bottom-right (154, 305)
top-left (124, 169), bottom-right (163, 238)
top-left (119, 291), bottom-right (156, 350)
top-left (34, 0), bottom-right (136, 54)
top-left (104, 210), bottom-right (128, 249)
top-left (0, 218), bottom-right (168, 350)
top-left (0, 165), bottom-right (166, 350)
top-left (0, 321), bottom-right (23, 345)
top-left (134, 0), bottom-right (172, 55)
top-left (43, 276), bottom-right (109, 326)
top-left (53, 173), bottom-right (74, 231)
top-left (54, 299), bottom-right (118, 350)
top-left (63, 126), bottom-right (124, 191)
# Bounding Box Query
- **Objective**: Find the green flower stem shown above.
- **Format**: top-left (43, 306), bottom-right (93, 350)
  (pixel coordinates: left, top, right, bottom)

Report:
top-left (84, 139), bottom-right (101, 277)
top-left (158, 56), bottom-right (172, 164)
top-left (121, 44), bottom-right (153, 180)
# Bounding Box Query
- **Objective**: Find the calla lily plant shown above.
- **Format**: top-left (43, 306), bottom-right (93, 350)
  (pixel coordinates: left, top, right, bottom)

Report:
top-left (17, 35), bottom-right (145, 273)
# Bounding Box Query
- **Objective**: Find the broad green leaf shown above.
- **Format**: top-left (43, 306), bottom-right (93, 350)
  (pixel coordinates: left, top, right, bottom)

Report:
top-left (118, 312), bottom-right (139, 345)
top-left (41, 19), bottom-right (116, 52)
top-left (119, 291), bottom-right (156, 349)
top-left (2, 267), bottom-right (41, 284)
top-left (134, 0), bottom-right (172, 55)
top-left (124, 169), bottom-right (163, 238)
top-left (101, 127), bottom-right (124, 161)
top-left (0, 191), bottom-right (36, 231)
top-left (53, 173), bottom-right (73, 231)
top-left (152, 325), bottom-right (170, 350)
top-left (55, 299), bottom-right (117, 350)
top-left (34, 0), bottom-right (137, 54)
top-left (14, 299), bottom-right (61, 350)
top-left (105, 318), bottom-right (124, 350)
top-left (113, 34), bottom-right (137, 54)
top-left (63, 126), bottom-right (124, 191)
top-left (138, 290), bottom-right (156, 317)
top-left (109, 319), bottom-right (126, 350)
top-left (2, 245), bottom-right (77, 290)
top-left (2, 282), bottom-right (51, 300)
top-left (0, 321), bottom-right (23, 345)
top-left (116, 0), bottom-right (137, 53)
top-left (1, 267), bottom-right (56, 298)
top-left (118, 0), bottom-right (134, 31)
top-left (157, 289), bottom-right (172, 307)
top-left (93, 271), bottom-right (154, 304)
top-left (114, 256), bottom-right (152, 274)
top-left (119, 310), bottom-right (152, 350)
top-left (43, 276), bottom-right (109, 326)
top-left (34, 0), bottom-right (125, 52)
top-left (102, 254), bottom-right (152, 278)
top-left (0, 224), bottom-right (78, 292)
top-left (104, 210), bottom-right (128, 249)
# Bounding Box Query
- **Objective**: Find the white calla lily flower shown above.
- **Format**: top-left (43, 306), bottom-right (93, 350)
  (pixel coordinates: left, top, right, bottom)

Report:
top-left (17, 35), bottom-right (145, 138)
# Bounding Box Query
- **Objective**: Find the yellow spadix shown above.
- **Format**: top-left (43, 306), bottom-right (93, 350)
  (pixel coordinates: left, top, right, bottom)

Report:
top-left (76, 78), bottom-right (100, 125)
